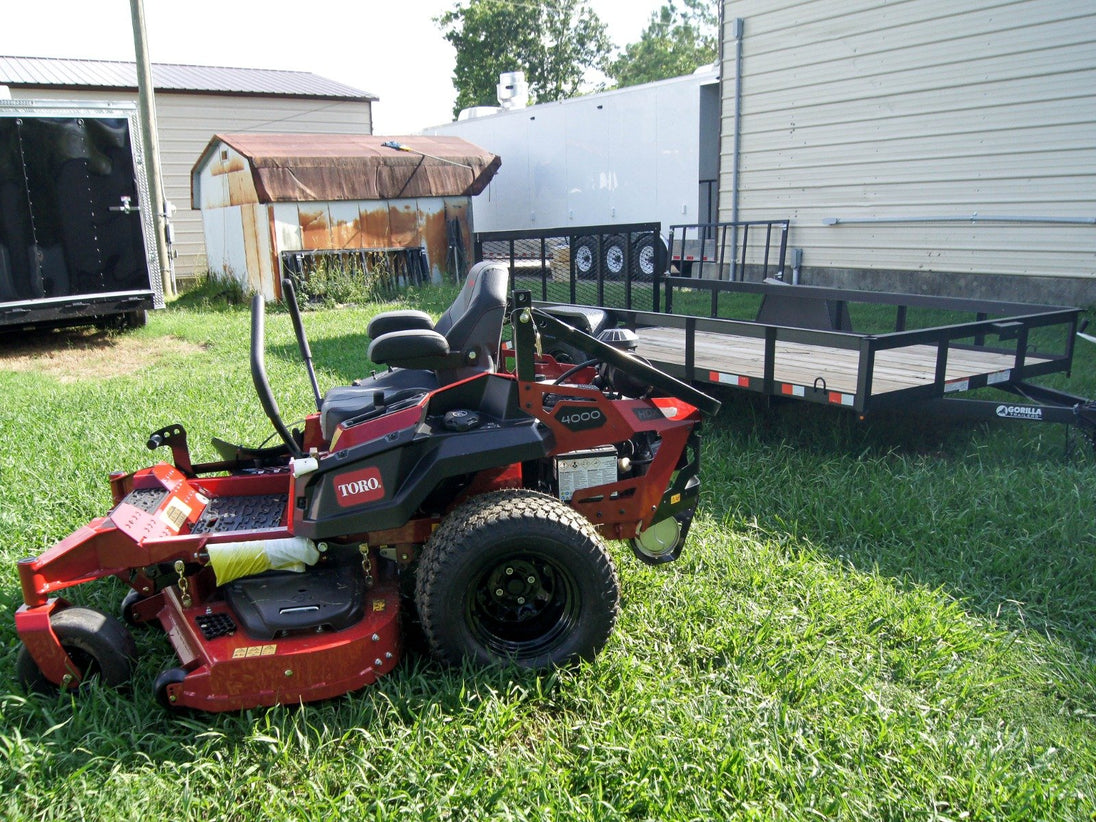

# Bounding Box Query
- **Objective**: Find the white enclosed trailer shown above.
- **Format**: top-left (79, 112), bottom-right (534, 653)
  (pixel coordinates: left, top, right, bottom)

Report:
top-left (425, 68), bottom-right (720, 279)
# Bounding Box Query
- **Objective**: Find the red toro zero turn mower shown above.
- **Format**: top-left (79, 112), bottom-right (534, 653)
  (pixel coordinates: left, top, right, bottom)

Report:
top-left (14, 262), bottom-right (720, 711)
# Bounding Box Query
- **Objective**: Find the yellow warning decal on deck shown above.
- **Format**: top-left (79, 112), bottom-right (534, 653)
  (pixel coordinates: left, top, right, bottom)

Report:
top-left (232, 645), bottom-right (277, 659)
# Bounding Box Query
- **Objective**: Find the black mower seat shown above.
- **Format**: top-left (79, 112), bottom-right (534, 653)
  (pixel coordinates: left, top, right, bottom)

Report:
top-left (539, 305), bottom-right (611, 337)
top-left (319, 261), bottom-right (509, 439)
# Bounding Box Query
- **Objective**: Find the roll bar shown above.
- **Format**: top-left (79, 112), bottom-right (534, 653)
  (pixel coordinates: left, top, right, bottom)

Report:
top-left (250, 295), bottom-right (305, 458)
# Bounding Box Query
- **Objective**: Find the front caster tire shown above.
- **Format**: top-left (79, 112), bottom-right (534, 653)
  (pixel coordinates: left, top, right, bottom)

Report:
top-left (121, 589), bottom-right (163, 630)
top-left (154, 667), bottom-right (189, 711)
top-left (16, 607), bottom-right (137, 693)
top-left (415, 490), bottom-right (620, 669)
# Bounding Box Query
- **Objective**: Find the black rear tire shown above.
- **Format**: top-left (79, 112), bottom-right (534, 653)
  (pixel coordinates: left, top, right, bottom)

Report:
top-left (16, 606), bottom-right (137, 693)
top-left (415, 490), bottom-right (620, 669)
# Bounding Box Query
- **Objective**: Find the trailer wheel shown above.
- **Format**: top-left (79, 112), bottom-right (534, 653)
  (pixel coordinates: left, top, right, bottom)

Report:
top-left (16, 607), bottom-right (137, 693)
top-left (603, 235), bottom-right (627, 279)
top-left (415, 490), bottom-right (620, 669)
top-left (124, 309), bottom-right (148, 329)
top-left (572, 236), bottom-right (598, 279)
top-left (631, 235), bottom-right (663, 282)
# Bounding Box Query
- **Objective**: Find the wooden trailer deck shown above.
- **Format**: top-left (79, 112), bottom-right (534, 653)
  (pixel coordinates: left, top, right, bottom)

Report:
top-left (635, 325), bottom-right (1052, 401)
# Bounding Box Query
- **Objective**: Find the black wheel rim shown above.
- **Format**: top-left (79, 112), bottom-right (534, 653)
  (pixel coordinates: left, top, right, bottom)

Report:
top-left (467, 549), bottom-right (580, 659)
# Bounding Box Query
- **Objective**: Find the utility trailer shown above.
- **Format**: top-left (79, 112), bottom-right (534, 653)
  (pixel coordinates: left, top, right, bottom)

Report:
top-left (479, 221), bottom-right (1095, 438)
top-left (0, 99), bottom-right (162, 331)
top-left (635, 279), bottom-right (1090, 427)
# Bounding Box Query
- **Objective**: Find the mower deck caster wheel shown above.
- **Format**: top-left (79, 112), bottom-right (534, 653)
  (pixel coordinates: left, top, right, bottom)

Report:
top-left (154, 667), bottom-right (189, 711)
top-left (16, 606), bottom-right (137, 693)
top-left (121, 589), bottom-right (162, 630)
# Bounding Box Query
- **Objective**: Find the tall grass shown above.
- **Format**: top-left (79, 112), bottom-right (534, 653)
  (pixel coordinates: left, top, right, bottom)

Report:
top-left (0, 292), bottom-right (1093, 820)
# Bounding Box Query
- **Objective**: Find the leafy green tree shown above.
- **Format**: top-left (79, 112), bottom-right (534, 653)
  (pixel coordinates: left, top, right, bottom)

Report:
top-left (436, 0), bottom-right (611, 117)
top-left (606, 0), bottom-right (719, 88)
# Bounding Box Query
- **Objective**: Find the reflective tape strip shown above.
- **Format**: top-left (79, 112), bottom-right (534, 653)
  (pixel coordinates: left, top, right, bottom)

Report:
top-left (709, 370), bottom-right (749, 387)
top-left (829, 391), bottom-right (854, 406)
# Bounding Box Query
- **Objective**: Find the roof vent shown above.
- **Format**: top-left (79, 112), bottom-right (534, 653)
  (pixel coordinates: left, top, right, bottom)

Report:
top-left (497, 71), bottom-right (529, 110)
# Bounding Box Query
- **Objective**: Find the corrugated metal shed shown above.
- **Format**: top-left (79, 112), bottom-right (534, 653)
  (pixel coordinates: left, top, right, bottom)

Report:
top-left (192, 134), bottom-right (498, 299)
top-left (193, 134), bottom-right (501, 205)
top-left (0, 55), bottom-right (376, 100)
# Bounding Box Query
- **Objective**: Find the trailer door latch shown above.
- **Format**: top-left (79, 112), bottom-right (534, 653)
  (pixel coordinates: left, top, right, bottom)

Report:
top-left (109, 196), bottom-right (139, 214)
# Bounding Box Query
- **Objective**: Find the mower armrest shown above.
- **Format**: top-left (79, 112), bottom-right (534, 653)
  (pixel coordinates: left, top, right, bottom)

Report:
top-left (368, 328), bottom-right (450, 367)
top-left (367, 310), bottom-right (434, 339)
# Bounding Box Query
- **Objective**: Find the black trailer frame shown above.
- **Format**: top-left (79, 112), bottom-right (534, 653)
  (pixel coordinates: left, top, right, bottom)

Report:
top-left (476, 221), bottom-right (1094, 437)
top-left (604, 278), bottom-right (1088, 420)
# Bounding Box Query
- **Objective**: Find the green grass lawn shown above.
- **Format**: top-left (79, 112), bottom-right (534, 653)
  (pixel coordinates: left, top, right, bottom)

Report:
top-left (0, 288), bottom-right (1094, 821)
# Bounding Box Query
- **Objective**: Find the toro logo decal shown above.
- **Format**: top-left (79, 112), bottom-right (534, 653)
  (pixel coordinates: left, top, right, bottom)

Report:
top-left (555, 404), bottom-right (606, 432)
top-left (334, 466), bottom-right (385, 508)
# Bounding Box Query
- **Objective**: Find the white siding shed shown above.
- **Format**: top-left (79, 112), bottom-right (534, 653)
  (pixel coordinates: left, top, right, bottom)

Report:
top-left (720, 0), bottom-right (1096, 303)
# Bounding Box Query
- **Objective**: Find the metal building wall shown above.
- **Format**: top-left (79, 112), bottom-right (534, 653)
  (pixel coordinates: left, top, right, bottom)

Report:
top-left (720, 0), bottom-right (1096, 303)
top-left (10, 86), bottom-right (372, 282)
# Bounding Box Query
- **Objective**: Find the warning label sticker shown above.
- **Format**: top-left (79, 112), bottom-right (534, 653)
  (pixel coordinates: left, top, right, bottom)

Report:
top-left (161, 497), bottom-right (192, 533)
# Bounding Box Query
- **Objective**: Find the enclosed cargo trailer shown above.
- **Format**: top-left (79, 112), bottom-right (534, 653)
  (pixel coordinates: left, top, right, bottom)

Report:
top-left (0, 99), bottom-right (162, 330)
top-left (426, 68), bottom-right (720, 281)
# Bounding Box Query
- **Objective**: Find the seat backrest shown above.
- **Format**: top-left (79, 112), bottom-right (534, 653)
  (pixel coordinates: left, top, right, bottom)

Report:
top-left (434, 260), bottom-right (509, 371)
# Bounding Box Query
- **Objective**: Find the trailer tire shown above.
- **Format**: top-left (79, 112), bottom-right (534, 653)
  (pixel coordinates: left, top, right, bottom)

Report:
top-left (603, 235), bottom-right (627, 279)
top-left (415, 490), bottom-right (619, 669)
top-left (16, 607), bottom-right (137, 693)
top-left (631, 235), bottom-right (664, 282)
top-left (571, 236), bottom-right (599, 279)
top-left (125, 309), bottom-right (148, 329)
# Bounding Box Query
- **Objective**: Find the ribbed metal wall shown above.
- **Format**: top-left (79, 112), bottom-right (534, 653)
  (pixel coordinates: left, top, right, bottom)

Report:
top-left (720, 0), bottom-right (1095, 294)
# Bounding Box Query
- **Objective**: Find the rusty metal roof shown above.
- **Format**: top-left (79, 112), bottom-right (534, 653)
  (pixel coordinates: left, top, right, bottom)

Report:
top-left (196, 133), bottom-right (501, 202)
top-left (0, 55), bottom-right (376, 100)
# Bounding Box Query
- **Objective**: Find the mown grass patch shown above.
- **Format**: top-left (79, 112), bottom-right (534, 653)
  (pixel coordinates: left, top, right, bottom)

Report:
top-left (0, 291), bottom-right (1093, 821)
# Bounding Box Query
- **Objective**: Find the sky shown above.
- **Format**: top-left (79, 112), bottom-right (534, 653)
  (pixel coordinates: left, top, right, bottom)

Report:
top-left (0, 0), bottom-right (665, 134)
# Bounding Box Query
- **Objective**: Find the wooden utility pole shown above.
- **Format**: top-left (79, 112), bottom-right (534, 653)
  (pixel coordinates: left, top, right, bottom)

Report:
top-left (129, 0), bottom-right (174, 298)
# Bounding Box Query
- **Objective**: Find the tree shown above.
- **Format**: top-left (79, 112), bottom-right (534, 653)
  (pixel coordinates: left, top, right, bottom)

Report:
top-left (436, 0), bottom-right (611, 117)
top-left (606, 0), bottom-right (719, 89)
